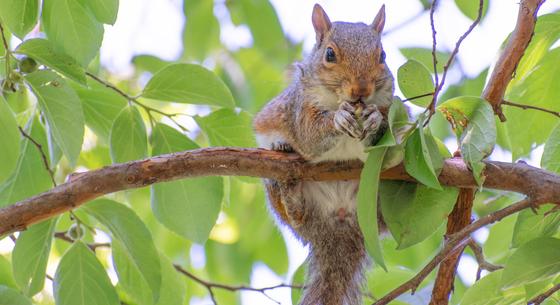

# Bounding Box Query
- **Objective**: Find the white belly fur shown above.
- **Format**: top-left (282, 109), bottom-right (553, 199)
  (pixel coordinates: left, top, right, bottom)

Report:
top-left (257, 132), bottom-right (366, 216)
top-left (312, 135), bottom-right (368, 163)
top-left (302, 180), bottom-right (359, 216)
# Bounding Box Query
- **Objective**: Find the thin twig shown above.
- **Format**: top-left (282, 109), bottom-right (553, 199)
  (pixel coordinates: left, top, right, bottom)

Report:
top-left (502, 100), bottom-right (560, 118)
top-left (468, 240), bottom-right (503, 280)
top-left (425, 0), bottom-right (483, 125)
top-left (85, 71), bottom-right (188, 131)
top-left (0, 21), bottom-right (11, 79)
top-left (402, 92), bottom-right (434, 103)
top-left (528, 283), bottom-right (560, 305)
top-left (18, 126), bottom-right (57, 186)
top-left (429, 0), bottom-right (439, 94)
top-left (173, 264), bottom-right (301, 305)
top-left (54, 231), bottom-right (110, 250)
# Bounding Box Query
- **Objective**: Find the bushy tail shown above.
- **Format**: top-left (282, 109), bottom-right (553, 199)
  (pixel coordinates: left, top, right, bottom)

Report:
top-left (299, 220), bottom-right (367, 305)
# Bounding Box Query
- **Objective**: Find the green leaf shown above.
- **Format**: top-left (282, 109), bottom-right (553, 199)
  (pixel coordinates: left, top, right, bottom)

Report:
top-left (109, 106), bottom-right (148, 163)
top-left (183, 0), bottom-right (220, 61)
top-left (0, 256), bottom-right (17, 288)
top-left (195, 108), bottom-right (256, 147)
top-left (112, 239), bottom-right (153, 305)
top-left (380, 181), bottom-right (458, 249)
top-left (82, 199), bottom-right (161, 301)
top-left (512, 13), bottom-right (560, 86)
top-left (0, 117), bottom-right (51, 207)
top-left (290, 262), bottom-right (306, 305)
top-left (150, 123), bottom-right (223, 243)
top-left (502, 237), bottom-right (560, 288)
top-left (12, 218), bottom-right (57, 296)
top-left (357, 147), bottom-right (388, 270)
top-left (397, 59), bottom-right (434, 107)
top-left (54, 242), bottom-right (120, 305)
top-left (455, 0), bottom-right (489, 21)
top-left (233, 48), bottom-right (286, 112)
top-left (0, 96), bottom-right (20, 183)
top-left (0, 285), bottom-right (33, 305)
top-left (438, 96), bottom-right (496, 185)
top-left (227, 0), bottom-right (288, 61)
top-left (76, 86), bottom-right (127, 142)
top-left (84, 0), bottom-right (119, 25)
top-left (542, 123), bottom-right (560, 174)
top-left (26, 70), bottom-right (84, 166)
top-left (512, 207), bottom-right (560, 248)
top-left (142, 63), bottom-right (235, 108)
top-left (15, 38), bottom-right (86, 85)
top-left (461, 270), bottom-right (525, 305)
top-left (399, 47), bottom-right (451, 73)
top-left (0, 0), bottom-right (39, 39)
top-left (404, 123), bottom-right (443, 190)
top-left (503, 48), bottom-right (560, 159)
top-left (42, 0), bottom-right (104, 67)
top-left (155, 254), bottom-right (186, 305)
top-left (367, 267), bottom-right (415, 302)
top-left (132, 55), bottom-right (171, 74)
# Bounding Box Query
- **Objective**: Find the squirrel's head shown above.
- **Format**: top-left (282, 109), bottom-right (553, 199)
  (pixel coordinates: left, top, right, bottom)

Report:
top-left (308, 4), bottom-right (391, 104)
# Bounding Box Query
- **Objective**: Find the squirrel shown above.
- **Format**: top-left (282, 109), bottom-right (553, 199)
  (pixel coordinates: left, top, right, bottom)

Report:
top-left (254, 3), bottom-right (394, 305)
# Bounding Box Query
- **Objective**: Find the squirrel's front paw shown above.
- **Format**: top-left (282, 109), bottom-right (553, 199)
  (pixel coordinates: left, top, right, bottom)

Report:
top-left (334, 102), bottom-right (362, 138)
top-left (360, 104), bottom-right (383, 139)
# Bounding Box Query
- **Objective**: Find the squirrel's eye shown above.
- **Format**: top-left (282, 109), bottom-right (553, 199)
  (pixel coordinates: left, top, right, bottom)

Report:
top-left (325, 47), bottom-right (336, 63)
top-left (379, 50), bottom-right (386, 64)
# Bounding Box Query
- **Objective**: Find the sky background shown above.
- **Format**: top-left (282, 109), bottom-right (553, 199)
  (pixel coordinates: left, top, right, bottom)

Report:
top-left (3, 1), bottom-right (560, 304)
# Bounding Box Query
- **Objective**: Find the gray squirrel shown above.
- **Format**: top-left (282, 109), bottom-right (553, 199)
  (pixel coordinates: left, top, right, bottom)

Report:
top-left (254, 3), bottom-right (394, 305)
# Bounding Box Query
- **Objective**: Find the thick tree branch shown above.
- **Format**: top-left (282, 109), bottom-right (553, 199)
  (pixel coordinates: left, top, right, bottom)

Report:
top-left (482, 0), bottom-right (546, 121)
top-left (429, 188), bottom-right (474, 305)
top-left (1, 148), bottom-right (560, 236)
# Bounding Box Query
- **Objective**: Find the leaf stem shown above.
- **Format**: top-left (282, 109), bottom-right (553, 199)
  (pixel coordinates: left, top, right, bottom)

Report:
top-left (85, 71), bottom-right (188, 131)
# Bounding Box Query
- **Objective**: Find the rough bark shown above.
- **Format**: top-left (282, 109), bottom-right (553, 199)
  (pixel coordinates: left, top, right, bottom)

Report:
top-left (429, 188), bottom-right (475, 305)
top-left (482, 0), bottom-right (546, 121)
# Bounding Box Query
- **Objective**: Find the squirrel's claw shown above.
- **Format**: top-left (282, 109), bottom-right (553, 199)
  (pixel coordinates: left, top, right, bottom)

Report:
top-left (334, 102), bottom-right (362, 138)
top-left (361, 104), bottom-right (383, 139)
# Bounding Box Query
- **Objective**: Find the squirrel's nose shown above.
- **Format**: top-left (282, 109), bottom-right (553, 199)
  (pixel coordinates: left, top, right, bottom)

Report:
top-left (349, 80), bottom-right (372, 100)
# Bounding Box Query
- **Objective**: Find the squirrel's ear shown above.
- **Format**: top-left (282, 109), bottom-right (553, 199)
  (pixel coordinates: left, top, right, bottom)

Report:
top-left (371, 4), bottom-right (386, 33)
top-left (312, 4), bottom-right (332, 43)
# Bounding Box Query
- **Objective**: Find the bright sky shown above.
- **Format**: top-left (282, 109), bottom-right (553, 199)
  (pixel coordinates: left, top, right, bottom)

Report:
top-left (3, 1), bottom-right (560, 305)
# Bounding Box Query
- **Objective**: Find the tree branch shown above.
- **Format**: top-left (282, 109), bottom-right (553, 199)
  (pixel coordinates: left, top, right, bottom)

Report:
top-left (468, 240), bottom-right (502, 280)
top-left (174, 264), bottom-right (300, 305)
top-left (429, 188), bottom-right (474, 305)
top-left (502, 100), bottom-right (560, 118)
top-left (18, 126), bottom-right (57, 186)
top-left (425, 0), bottom-right (483, 124)
top-left (528, 283), bottom-right (560, 305)
top-left (1, 148), bottom-right (560, 237)
top-left (482, 0), bottom-right (546, 121)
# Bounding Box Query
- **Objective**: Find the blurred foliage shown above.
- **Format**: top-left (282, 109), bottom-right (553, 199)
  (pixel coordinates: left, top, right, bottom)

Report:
top-left (0, 0), bottom-right (560, 304)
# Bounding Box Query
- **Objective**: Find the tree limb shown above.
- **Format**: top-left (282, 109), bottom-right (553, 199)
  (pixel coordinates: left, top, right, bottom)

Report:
top-left (429, 188), bottom-right (474, 305)
top-left (482, 0), bottom-right (546, 121)
top-left (528, 283), bottom-right (560, 305)
top-left (1, 148), bottom-right (560, 236)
